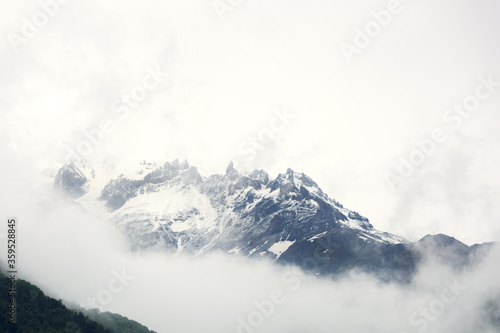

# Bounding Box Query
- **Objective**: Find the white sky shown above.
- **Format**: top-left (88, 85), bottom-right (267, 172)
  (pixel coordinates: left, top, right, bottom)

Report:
top-left (1, 0), bottom-right (500, 245)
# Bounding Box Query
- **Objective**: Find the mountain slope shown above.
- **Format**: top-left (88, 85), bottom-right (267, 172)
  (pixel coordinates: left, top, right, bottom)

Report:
top-left (0, 270), bottom-right (156, 333)
top-left (55, 159), bottom-right (404, 252)
top-left (54, 159), bottom-right (494, 281)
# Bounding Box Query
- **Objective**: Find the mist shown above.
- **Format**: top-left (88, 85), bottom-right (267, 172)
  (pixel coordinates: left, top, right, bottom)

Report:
top-left (2, 179), bottom-right (497, 333)
top-left (1, 0), bottom-right (500, 331)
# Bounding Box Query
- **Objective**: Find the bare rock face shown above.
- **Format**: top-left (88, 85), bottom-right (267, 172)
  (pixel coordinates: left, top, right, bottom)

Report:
top-left (54, 159), bottom-right (95, 198)
top-left (54, 159), bottom-right (494, 282)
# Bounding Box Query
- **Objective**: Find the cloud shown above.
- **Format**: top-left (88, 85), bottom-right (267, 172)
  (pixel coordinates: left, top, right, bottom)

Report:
top-left (2, 178), bottom-right (498, 333)
top-left (2, 0), bottom-right (500, 245)
top-left (1, 1), bottom-right (500, 330)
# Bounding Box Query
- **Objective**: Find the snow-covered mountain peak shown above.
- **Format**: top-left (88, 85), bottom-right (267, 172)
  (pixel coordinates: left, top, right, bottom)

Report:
top-left (50, 159), bottom-right (496, 282)
top-left (53, 158), bottom-right (407, 259)
top-left (248, 169), bottom-right (269, 185)
top-left (266, 168), bottom-right (326, 202)
top-left (54, 158), bottom-right (95, 198)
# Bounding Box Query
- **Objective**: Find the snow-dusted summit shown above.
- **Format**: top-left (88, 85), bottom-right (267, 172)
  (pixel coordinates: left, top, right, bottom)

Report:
top-left (55, 158), bottom-right (404, 248)
top-left (54, 159), bottom-right (491, 281)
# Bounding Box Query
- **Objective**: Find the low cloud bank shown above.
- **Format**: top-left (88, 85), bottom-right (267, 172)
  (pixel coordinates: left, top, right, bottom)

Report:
top-left (4, 191), bottom-right (497, 333)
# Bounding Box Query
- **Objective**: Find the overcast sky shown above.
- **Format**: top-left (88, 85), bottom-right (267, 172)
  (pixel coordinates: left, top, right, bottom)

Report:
top-left (1, 0), bottom-right (500, 245)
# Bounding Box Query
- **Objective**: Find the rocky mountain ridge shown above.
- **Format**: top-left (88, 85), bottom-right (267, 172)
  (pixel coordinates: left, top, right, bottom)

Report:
top-left (54, 159), bottom-right (494, 282)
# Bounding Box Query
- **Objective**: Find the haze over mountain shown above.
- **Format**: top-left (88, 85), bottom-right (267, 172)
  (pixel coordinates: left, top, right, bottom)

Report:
top-left (1, 0), bottom-right (500, 331)
top-left (0, 155), bottom-right (497, 333)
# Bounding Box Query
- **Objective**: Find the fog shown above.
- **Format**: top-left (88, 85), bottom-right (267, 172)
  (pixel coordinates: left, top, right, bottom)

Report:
top-left (1, 179), bottom-right (497, 333)
top-left (1, 0), bottom-right (500, 331)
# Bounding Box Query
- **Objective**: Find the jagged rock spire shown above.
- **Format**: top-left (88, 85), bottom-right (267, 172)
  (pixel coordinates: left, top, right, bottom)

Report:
top-left (226, 161), bottom-right (240, 180)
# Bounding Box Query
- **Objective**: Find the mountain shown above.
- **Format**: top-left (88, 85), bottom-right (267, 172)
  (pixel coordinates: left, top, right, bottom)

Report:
top-left (54, 159), bottom-right (494, 282)
top-left (54, 159), bottom-right (96, 198)
top-left (0, 270), bottom-right (156, 333)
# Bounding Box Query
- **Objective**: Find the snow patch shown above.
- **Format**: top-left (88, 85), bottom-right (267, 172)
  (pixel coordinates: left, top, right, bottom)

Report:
top-left (171, 222), bottom-right (191, 232)
top-left (308, 231), bottom-right (328, 242)
top-left (176, 237), bottom-right (183, 254)
top-left (268, 240), bottom-right (295, 259)
top-left (228, 247), bottom-right (240, 255)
